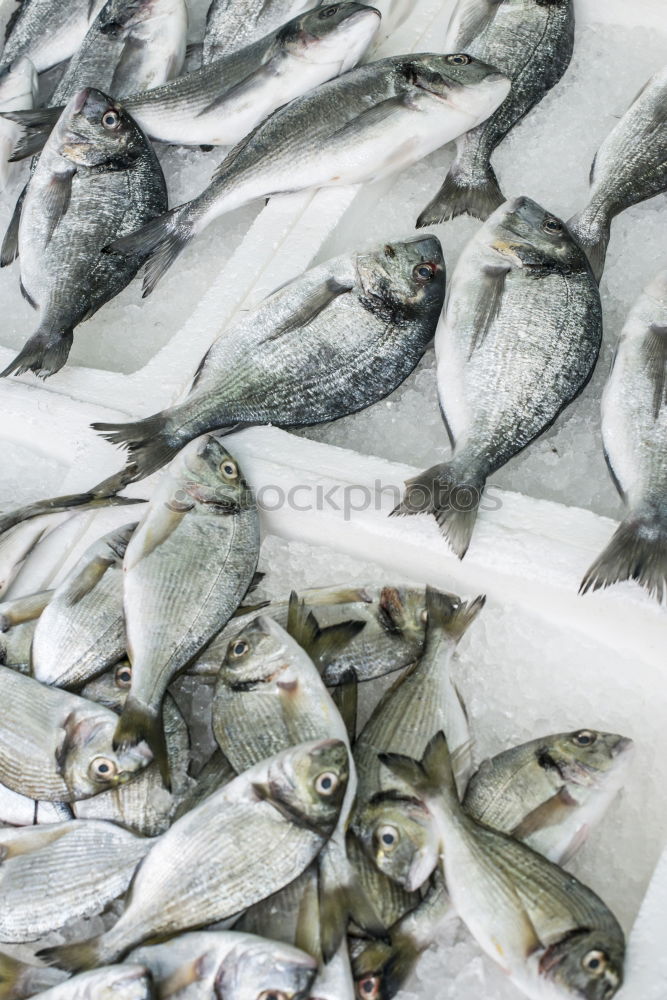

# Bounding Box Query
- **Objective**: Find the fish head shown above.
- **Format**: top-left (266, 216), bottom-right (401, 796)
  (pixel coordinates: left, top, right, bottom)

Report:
top-left (81, 661), bottom-right (133, 713)
top-left (355, 235), bottom-right (445, 324)
top-left (256, 739), bottom-right (349, 836)
top-left (173, 436), bottom-right (256, 515)
top-left (539, 930), bottom-right (624, 1000)
top-left (488, 196), bottom-right (590, 273)
top-left (97, 0), bottom-right (177, 34)
top-left (403, 53), bottom-right (510, 124)
top-left (352, 938), bottom-right (395, 1000)
top-left (59, 709), bottom-right (153, 799)
top-left (221, 616), bottom-right (294, 689)
top-left (536, 730), bottom-right (634, 790)
top-left (90, 964), bottom-right (154, 999)
top-left (55, 88), bottom-right (146, 169)
top-left (376, 585), bottom-right (428, 649)
top-left (279, 3), bottom-right (381, 72)
top-left (354, 795), bottom-right (438, 891)
top-left (213, 939), bottom-right (317, 1000)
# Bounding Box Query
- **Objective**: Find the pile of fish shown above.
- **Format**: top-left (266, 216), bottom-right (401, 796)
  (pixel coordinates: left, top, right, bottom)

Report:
top-left (0, 0), bottom-right (661, 997)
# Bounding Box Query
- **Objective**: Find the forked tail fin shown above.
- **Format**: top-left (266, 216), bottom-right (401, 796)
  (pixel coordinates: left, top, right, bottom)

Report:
top-left (417, 160), bottom-right (504, 227)
top-left (1, 104), bottom-right (63, 160)
top-left (0, 325), bottom-right (73, 378)
top-left (379, 731), bottom-right (458, 808)
top-left (107, 204), bottom-right (195, 297)
top-left (580, 509), bottom-right (667, 603)
top-left (91, 409), bottom-right (181, 486)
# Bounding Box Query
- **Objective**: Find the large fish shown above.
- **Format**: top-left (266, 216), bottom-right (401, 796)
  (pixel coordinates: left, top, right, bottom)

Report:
top-left (0, 0), bottom-right (104, 74)
top-left (394, 196), bottom-right (602, 558)
top-left (569, 65), bottom-right (667, 282)
top-left (581, 270), bottom-right (667, 601)
top-left (0, 664), bottom-right (152, 801)
top-left (418, 0), bottom-right (574, 224)
top-left (0, 87), bottom-right (167, 379)
top-left (203, 0), bottom-right (315, 62)
top-left (114, 435), bottom-right (259, 785)
top-left (39, 739), bottom-right (349, 970)
top-left (107, 53), bottom-right (509, 292)
top-left (93, 236), bottom-right (445, 487)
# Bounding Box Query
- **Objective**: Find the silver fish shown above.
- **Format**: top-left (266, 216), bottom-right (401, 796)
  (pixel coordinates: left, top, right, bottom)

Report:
top-left (0, 780), bottom-right (65, 826)
top-left (394, 196), bottom-right (602, 558)
top-left (0, 820), bottom-right (152, 942)
top-left (0, 0), bottom-right (104, 74)
top-left (0, 87), bottom-right (167, 379)
top-left (418, 0), bottom-right (574, 224)
top-left (114, 435), bottom-right (259, 786)
top-left (93, 236), bottom-right (445, 487)
top-left (27, 966), bottom-right (154, 1000)
top-left (569, 65), bottom-right (667, 281)
top-left (0, 492), bottom-right (143, 549)
top-left (38, 739), bottom-right (349, 970)
top-left (0, 664), bottom-right (152, 801)
top-left (581, 270), bottom-right (667, 600)
top-left (107, 53), bottom-right (509, 292)
top-left (203, 0), bottom-right (314, 63)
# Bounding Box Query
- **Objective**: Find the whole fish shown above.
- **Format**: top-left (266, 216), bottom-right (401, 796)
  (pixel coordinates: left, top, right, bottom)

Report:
top-left (93, 236), bottom-right (446, 487)
top-left (0, 0), bottom-right (104, 74)
top-left (569, 65), bottom-right (667, 281)
top-left (353, 587), bottom-right (484, 879)
top-left (0, 664), bottom-right (152, 801)
top-left (128, 931), bottom-right (317, 999)
top-left (39, 739), bottom-right (349, 970)
top-left (0, 87), bottom-right (167, 379)
top-left (107, 53), bottom-right (510, 292)
top-left (31, 523), bottom-right (135, 689)
top-left (27, 966), bottom-right (154, 1000)
top-left (0, 820), bottom-right (152, 942)
top-left (394, 196), bottom-right (603, 558)
top-left (0, 56), bottom-right (36, 188)
top-left (114, 435), bottom-right (259, 784)
top-left (0, 951), bottom-right (65, 999)
top-left (418, 0), bottom-right (574, 225)
top-left (380, 733), bottom-right (625, 1000)
top-left (203, 0), bottom-right (314, 63)
top-left (581, 270), bottom-right (667, 601)
top-left (76, 662), bottom-right (191, 836)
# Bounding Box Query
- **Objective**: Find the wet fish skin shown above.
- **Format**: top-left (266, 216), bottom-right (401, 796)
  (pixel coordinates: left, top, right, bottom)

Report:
top-left (0, 664), bottom-right (152, 801)
top-left (203, 0), bottom-right (313, 63)
top-left (395, 196), bottom-right (603, 558)
top-left (0, 819), bottom-right (152, 942)
top-left (114, 435), bottom-right (259, 786)
top-left (93, 236), bottom-right (446, 487)
top-left (0, 0), bottom-right (104, 74)
top-left (107, 52), bottom-right (509, 292)
top-left (569, 65), bottom-right (667, 281)
top-left (38, 739), bottom-right (349, 970)
top-left (581, 270), bottom-right (667, 601)
top-left (26, 966), bottom-right (154, 1000)
top-left (0, 492), bottom-right (143, 546)
top-left (1, 87), bottom-right (167, 379)
top-left (418, 0), bottom-right (574, 225)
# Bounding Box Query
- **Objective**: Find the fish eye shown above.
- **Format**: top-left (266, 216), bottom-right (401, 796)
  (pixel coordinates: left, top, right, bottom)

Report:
top-left (230, 639), bottom-right (249, 658)
top-left (220, 459), bottom-right (238, 479)
top-left (377, 824), bottom-right (399, 850)
top-left (89, 756), bottom-right (118, 782)
top-left (357, 975), bottom-right (381, 1000)
top-left (101, 109), bottom-right (120, 130)
top-left (573, 730), bottom-right (597, 747)
top-left (114, 663), bottom-right (132, 688)
top-left (319, 4), bottom-right (340, 16)
top-left (447, 53), bottom-right (471, 65)
top-left (314, 771), bottom-right (339, 796)
top-left (582, 950), bottom-right (608, 974)
top-left (413, 262), bottom-right (436, 283)
top-left (258, 992), bottom-right (288, 1000)
top-left (542, 216), bottom-right (563, 235)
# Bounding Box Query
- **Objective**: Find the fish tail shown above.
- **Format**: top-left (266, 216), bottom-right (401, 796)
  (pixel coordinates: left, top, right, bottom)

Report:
top-left (0, 324), bottom-right (73, 378)
top-left (106, 203), bottom-right (196, 297)
top-left (580, 508), bottom-right (667, 603)
top-left (567, 208), bottom-right (610, 283)
top-left (91, 409), bottom-right (181, 485)
top-left (390, 461), bottom-right (486, 559)
top-left (425, 586), bottom-right (486, 641)
top-left (36, 934), bottom-right (109, 973)
top-left (317, 845), bottom-right (386, 963)
top-left (379, 731), bottom-right (458, 805)
top-left (0, 183), bottom-right (25, 267)
top-left (114, 697), bottom-right (171, 790)
top-left (417, 158), bottom-right (504, 226)
top-left (2, 105), bottom-right (63, 161)
top-left (0, 951), bottom-right (65, 995)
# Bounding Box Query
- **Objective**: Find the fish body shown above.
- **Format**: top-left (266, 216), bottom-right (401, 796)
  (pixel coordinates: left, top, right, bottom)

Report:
top-left (115, 435), bottom-right (259, 783)
top-left (0, 819), bottom-right (152, 942)
top-left (39, 739), bottom-right (349, 970)
top-left (569, 65), bottom-right (667, 281)
top-left (0, 664), bottom-right (152, 801)
top-left (107, 52), bottom-right (509, 292)
top-left (395, 196), bottom-right (602, 558)
top-left (418, 0), bottom-right (574, 224)
top-left (203, 0), bottom-right (314, 63)
top-left (0, 0), bottom-right (104, 73)
top-left (31, 523), bottom-right (135, 689)
top-left (1, 87), bottom-right (167, 379)
top-left (582, 271), bottom-right (667, 600)
top-left (93, 236), bottom-right (445, 486)
top-left (25, 966), bottom-right (154, 1000)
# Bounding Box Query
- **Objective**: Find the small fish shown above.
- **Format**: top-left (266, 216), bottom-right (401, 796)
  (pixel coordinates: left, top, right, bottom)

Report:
top-left (106, 53), bottom-right (509, 292)
top-left (203, 0), bottom-right (314, 62)
top-left (114, 435), bottom-right (259, 785)
top-left (581, 270), bottom-right (667, 601)
top-left (418, 0), bottom-right (574, 224)
top-left (0, 0), bottom-right (104, 74)
top-left (0, 664), bottom-right (152, 801)
top-left (569, 65), bottom-right (667, 281)
top-left (92, 237), bottom-right (445, 487)
top-left (394, 196), bottom-right (602, 558)
top-left (26, 966), bottom-right (154, 1000)
top-left (38, 739), bottom-right (349, 970)
top-left (0, 819), bottom-right (152, 942)
top-left (0, 950), bottom-right (66, 1000)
